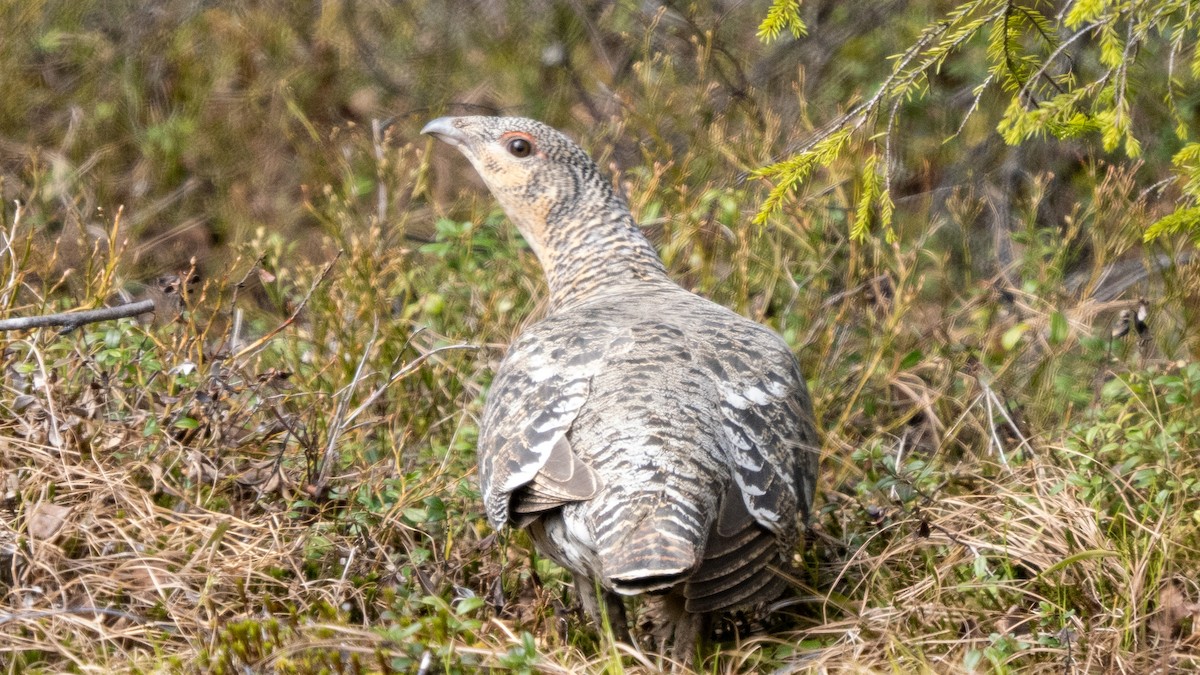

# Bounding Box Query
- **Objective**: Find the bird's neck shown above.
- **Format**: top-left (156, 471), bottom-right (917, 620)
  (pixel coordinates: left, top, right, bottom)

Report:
top-left (523, 194), bottom-right (670, 310)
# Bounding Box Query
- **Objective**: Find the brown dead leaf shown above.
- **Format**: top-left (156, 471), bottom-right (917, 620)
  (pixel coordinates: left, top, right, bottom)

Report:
top-left (235, 459), bottom-right (285, 495)
top-left (1153, 583), bottom-right (1200, 640)
top-left (28, 502), bottom-right (72, 541)
top-left (184, 450), bottom-right (220, 483)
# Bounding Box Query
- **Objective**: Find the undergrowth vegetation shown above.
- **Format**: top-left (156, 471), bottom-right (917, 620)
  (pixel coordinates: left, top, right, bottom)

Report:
top-left (1, 1), bottom-right (1199, 673)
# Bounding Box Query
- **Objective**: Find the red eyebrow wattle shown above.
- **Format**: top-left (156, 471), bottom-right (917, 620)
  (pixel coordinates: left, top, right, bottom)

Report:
top-left (499, 131), bottom-right (535, 143)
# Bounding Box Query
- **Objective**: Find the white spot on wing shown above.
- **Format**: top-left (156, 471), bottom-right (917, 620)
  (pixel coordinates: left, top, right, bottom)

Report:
top-left (528, 365), bottom-right (557, 383)
top-left (749, 506), bottom-right (780, 523)
top-left (507, 457), bottom-right (549, 490)
top-left (551, 395), bottom-right (586, 413)
top-left (725, 391), bottom-right (750, 410)
top-left (533, 413), bottom-right (573, 433)
top-left (743, 386), bottom-right (770, 405)
top-left (733, 472), bottom-right (765, 496)
top-left (561, 380), bottom-right (589, 396)
top-left (738, 456), bottom-right (763, 472)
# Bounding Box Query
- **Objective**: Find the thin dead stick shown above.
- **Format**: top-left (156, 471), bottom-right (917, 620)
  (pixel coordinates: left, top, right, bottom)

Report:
top-left (228, 254), bottom-right (266, 307)
top-left (1, 200), bottom-right (24, 310)
top-left (221, 254), bottom-right (266, 355)
top-left (230, 251), bottom-right (342, 362)
top-left (0, 299), bottom-right (155, 333)
top-left (311, 332), bottom-right (475, 496)
top-left (371, 118), bottom-right (388, 225)
top-left (981, 389), bottom-right (1010, 468)
top-left (0, 607), bottom-right (157, 626)
top-left (311, 315), bottom-right (381, 496)
top-left (342, 342), bottom-right (477, 427)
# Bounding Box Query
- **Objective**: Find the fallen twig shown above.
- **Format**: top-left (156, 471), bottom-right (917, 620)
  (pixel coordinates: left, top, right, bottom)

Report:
top-left (0, 299), bottom-right (156, 333)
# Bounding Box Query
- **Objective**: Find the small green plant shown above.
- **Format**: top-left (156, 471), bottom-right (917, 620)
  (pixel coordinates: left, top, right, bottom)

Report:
top-left (756, 0), bottom-right (1200, 243)
top-left (1065, 361), bottom-right (1200, 523)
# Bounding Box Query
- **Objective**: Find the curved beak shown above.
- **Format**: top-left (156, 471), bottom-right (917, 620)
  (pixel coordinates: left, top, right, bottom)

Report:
top-left (421, 117), bottom-right (468, 149)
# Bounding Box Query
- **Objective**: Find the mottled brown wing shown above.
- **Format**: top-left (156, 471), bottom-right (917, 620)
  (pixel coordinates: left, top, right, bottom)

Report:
top-left (716, 331), bottom-right (819, 540)
top-left (477, 318), bottom-right (632, 529)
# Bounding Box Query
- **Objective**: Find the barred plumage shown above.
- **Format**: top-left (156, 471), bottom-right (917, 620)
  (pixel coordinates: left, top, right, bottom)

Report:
top-left (423, 116), bottom-right (819, 661)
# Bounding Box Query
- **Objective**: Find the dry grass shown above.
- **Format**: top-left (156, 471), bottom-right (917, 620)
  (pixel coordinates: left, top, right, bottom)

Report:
top-left (2, 2), bottom-right (1200, 673)
top-left (3, 141), bottom-right (1199, 673)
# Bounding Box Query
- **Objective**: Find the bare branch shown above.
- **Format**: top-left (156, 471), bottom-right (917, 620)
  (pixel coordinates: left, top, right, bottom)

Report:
top-left (0, 299), bottom-right (156, 333)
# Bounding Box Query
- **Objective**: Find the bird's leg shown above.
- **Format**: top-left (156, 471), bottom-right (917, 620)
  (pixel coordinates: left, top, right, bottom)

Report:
top-left (574, 573), bottom-right (631, 645)
top-left (671, 610), bottom-right (706, 669)
top-left (654, 593), bottom-right (706, 670)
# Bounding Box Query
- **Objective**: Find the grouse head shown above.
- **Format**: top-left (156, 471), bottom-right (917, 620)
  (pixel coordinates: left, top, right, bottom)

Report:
top-left (423, 115), bottom-right (666, 307)
top-left (423, 117), bottom-right (617, 255)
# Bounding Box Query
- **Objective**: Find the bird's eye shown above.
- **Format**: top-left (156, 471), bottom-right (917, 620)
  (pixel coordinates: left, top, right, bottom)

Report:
top-left (506, 137), bottom-right (533, 158)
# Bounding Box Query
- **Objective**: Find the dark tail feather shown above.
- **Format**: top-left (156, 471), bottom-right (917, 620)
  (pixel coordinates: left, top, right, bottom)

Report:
top-left (603, 516), bottom-right (699, 595)
top-left (685, 525), bottom-right (788, 613)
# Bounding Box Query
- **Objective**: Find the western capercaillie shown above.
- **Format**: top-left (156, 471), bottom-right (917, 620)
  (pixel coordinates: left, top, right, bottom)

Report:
top-left (423, 116), bottom-right (819, 663)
